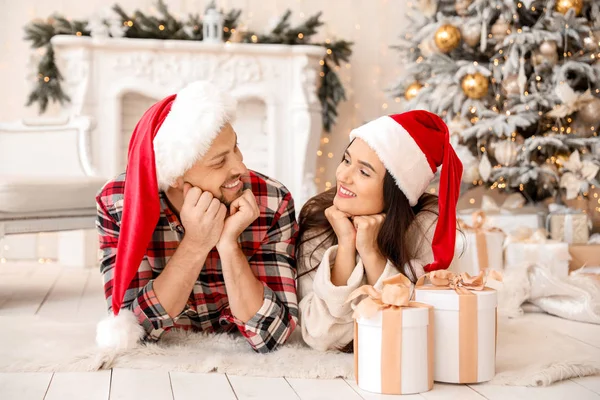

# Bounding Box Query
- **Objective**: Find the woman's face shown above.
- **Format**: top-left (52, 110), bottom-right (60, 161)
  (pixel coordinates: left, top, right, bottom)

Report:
top-left (333, 138), bottom-right (386, 216)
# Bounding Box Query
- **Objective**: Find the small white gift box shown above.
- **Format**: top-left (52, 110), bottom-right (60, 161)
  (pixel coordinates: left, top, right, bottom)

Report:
top-left (349, 274), bottom-right (433, 395)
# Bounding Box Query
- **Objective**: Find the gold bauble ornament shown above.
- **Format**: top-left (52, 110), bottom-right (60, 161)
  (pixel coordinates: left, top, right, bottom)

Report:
top-left (405, 82), bottom-right (423, 100)
top-left (434, 24), bottom-right (462, 53)
top-left (555, 0), bottom-right (583, 15)
top-left (491, 17), bottom-right (510, 41)
top-left (461, 73), bottom-right (489, 99)
top-left (461, 24), bottom-right (481, 47)
top-left (501, 74), bottom-right (521, 96)
top-left (578, 97), bottom-right (600, 124)
top-left (455, 0), bottom-right (474, 16)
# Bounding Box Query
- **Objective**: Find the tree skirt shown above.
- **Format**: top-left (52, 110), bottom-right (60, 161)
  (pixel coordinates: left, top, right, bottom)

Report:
top-left (0, 315), bottom-right (598, 386)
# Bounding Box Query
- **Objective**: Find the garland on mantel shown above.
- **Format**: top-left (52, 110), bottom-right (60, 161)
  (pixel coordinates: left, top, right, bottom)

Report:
top-left (23, 0), bottom-right (353, 132)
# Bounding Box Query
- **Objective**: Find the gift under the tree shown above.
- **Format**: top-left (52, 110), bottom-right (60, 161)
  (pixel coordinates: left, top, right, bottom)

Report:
top-left (547, 204), bottom-right (590, 244)
top-left (349, 274), bottom-right (434, 395)
top-left (451, 211), bottom-right (505, 275)
top-left (414, 270), bottom-right (501, 384)
top-left (458, 194), bottom-right (545, 235)
top-left (568, 235), bottom-right (600, 272)
top-left (504, 228), bottom-right (571, 278)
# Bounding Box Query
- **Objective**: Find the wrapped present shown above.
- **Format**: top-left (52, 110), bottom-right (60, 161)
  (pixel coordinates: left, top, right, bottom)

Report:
top-left (504, 227), bottom-right (571, 278)
top-left (458, 193), bottom-right (545, 235)
top-left (547, 204), bottom-right (590, 244)
top-left (349, 274), bottom-right (433, 395)
top-left (451, 211), bottom-right (505, 275)
top-left (562, 188), bottom-right (600, 234)
top-left (414, 270), bottom-right (501, 384)
top-left (568, 235), bottom-right (600, 272)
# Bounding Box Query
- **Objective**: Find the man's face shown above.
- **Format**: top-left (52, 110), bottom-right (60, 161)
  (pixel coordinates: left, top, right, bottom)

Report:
top-left (174, 123), bottom-right (248, 206)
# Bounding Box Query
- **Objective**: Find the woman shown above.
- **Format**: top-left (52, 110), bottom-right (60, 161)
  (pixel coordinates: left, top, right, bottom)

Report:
top-left (296, 110), bottom-right (463, 351)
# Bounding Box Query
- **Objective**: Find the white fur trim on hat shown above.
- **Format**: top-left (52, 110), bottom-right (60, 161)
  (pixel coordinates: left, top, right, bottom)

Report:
top-left (349, 116), bottom-right (434, 206)
top-left (154, 81), bottom-right (237, 190)
top-left (96, 309), bottom-right (145, 349)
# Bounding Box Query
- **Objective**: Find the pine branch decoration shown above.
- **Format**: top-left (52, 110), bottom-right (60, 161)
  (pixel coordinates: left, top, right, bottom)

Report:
top-left (23, 2), bottom-right (352, 132)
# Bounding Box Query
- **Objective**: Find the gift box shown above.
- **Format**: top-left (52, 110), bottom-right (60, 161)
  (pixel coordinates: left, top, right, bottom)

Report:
top-left (547, 204), bottom-right (590, 244)
top-left (414, 271), bottom-right (499, 384)
top-left (504, 228), bottom-right (571, 278)
top-left (458, 193), bottom-right (545, 235)
top-left (568, 244), bottom-right (600, 272)
top-left (349, 274), bottom-right (434, 395)
top-left (451, 212), bottom-right (505, 275)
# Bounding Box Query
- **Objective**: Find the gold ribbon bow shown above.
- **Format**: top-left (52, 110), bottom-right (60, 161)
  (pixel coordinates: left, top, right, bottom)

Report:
top-left (503, 226), bottom-right (551, 247)
top-left (416, 269), bottom-right (503, 294)
top-left (348, 273), bottom-right (413, 319)
top-left (481, 193), bottom-right (525, 213)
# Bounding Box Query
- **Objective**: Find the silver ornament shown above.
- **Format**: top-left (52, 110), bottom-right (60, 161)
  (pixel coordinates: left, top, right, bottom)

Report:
top-left (461, 24), bottom-right (481, 47)
top-left (493, 140), bottom-right (518, 166)
top-left (455, 0), bottom-right (474, 16)
top-left (502, 74), bottom-right (521, 95)
top-left (491, 17), bottom-right (510, 41)
top-left (539, 40), bottom-right (557, 55)
top-left (583, 32), bottom-right (599, 51)
top-left (578, 97), bottom-right (600, 124)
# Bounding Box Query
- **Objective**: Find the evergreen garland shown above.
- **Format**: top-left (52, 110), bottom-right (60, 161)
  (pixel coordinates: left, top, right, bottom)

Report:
top-left (23, 0), bottom-right (352, 132)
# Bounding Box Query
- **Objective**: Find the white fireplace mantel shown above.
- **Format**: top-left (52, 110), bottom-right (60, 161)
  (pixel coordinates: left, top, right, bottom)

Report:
top-left (52, 35), bottom-right (325, 210)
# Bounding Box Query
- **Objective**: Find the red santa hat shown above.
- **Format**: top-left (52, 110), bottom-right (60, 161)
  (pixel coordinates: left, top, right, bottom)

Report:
top-left (349, 110), bottom-right (463, 273)
top-left (96, 81), bottom-right (236, 349)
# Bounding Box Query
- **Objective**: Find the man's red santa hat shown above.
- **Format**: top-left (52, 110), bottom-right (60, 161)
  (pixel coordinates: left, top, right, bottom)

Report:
top-left (96, 81), bottom-right (236, 349)
top-left (349, 110), bottom-right (463, 272)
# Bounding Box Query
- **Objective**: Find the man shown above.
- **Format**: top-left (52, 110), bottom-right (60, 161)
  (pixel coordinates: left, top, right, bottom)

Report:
top-left (95, 81), bottom-right (298, 353)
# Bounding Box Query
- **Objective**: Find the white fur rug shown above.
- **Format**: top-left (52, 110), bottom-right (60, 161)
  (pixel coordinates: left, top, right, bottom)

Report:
top-left (0, 315), bottom-right (598, 386)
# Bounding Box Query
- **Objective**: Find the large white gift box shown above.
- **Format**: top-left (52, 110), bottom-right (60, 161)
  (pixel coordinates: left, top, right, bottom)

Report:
top-left (414, 271), bottom-right (499, 384)
top-left (349, 274), bottom-right (433, 395)
top-left (504, 228), bottom-right (570, 278)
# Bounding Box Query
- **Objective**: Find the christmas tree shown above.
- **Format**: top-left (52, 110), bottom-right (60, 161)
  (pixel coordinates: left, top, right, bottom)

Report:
top-left (392, 0), bottom-right (600, 205)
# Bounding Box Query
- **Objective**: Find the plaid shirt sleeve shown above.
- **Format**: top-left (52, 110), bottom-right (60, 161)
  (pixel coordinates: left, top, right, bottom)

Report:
top-left (96, 190), bottom-right (184, 341)
top-left (231, 190), bottom-right (299, 353)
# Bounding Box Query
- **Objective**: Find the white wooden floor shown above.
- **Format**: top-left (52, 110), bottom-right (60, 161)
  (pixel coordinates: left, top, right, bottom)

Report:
top-left (0, 261), bottom-right (599, 400)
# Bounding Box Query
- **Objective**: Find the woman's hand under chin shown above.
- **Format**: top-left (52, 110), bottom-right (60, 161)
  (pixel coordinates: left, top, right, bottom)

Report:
top-left (353, 214), bottom-right (388, 285)
top-left (324, 205), bottom-right (356, 247)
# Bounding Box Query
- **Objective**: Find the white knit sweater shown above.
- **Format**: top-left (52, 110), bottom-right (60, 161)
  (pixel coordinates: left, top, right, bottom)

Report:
top-left (296, 209), bottom-right (439, 352)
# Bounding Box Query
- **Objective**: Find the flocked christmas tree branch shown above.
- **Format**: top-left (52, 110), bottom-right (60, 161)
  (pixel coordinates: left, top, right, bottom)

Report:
top-left (23, 0), bottom-right (353, 132)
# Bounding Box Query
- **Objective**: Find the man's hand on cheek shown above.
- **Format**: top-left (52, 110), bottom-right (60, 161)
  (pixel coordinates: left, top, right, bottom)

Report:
top-left (217, 189), bottom-right (260, 250)
top-left (180, 183), bottom-right (227, 252)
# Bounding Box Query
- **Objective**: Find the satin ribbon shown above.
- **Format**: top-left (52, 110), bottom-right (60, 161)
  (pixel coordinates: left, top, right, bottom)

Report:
top-left (503, 226), bottom-right (551, 247)
top-left (415, 270), bottom-right (502, 383)
top-left (546, 203), bottom-right (591, 244)
top-left (481, 193), bottom-right (525, 214)
top-left (349, 274), bottom-right (433, 394)
top-left (458, 211), bottom-right (504, 271)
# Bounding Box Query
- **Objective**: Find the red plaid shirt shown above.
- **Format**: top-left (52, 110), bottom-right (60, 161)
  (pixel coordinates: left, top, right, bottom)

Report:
top-left (96, 170), bottom-right (298, 353)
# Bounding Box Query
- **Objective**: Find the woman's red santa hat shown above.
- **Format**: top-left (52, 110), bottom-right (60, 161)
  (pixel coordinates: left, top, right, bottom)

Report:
top-left (349, 110), bottom-right (463, 272)
top-left (96, 81), bottom-right (236, 349)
